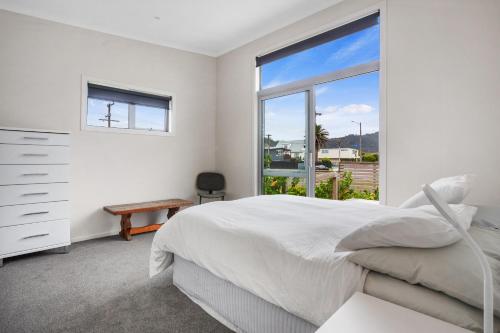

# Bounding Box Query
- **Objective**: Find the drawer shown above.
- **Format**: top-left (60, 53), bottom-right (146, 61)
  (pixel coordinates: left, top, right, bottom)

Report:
top-left (0, 201), bottom-right (70, 227)
top-left (0, 130), bottom-right (69, 146)
top-left (0, 219), bottom-right (70, 256)
top-left (0, 144), bottom-right (70, 164)
top-left (0, 183), bottom-right (69, 206)
top-left (0, 165), bottom-right (70, 185)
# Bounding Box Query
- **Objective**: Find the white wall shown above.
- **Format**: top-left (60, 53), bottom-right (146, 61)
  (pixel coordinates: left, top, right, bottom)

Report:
top-left (0, 10), bottom-right (217, 241)
top-left (215, 0), bottom-right (500, 206)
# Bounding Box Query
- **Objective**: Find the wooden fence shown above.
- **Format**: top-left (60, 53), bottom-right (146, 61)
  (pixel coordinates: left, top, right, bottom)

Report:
top-left (339, 162), bottom-right (379, 192)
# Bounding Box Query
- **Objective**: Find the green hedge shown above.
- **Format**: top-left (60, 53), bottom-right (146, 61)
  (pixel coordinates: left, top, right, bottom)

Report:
top-left (263, 171), bottom-right (378, 201)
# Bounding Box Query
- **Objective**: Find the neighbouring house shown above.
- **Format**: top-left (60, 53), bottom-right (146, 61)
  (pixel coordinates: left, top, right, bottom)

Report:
top-left (271, 140), bottom-right (306, 160)
top-left (268, 146), bottom-right (291, 161)
top-left (318, 148), bottom-right (359, 160)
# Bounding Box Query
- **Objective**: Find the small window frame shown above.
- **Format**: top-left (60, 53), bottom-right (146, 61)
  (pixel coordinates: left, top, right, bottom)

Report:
top-left (81, 76), bottom-right (175, 136)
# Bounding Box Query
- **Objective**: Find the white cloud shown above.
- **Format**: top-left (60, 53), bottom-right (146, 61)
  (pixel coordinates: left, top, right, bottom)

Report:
top-left (339, 104), bottom-right (374, 114)
top-left (264, 79), bottom-right (285, 88)
top-left (317, 103), bottom-right (374, 115)
top-left (327, 28), bottom-right (378, 63)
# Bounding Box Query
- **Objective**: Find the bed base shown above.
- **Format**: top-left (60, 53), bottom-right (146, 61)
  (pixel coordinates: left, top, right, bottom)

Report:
top-left (173, 255), bottom-right (317, 333)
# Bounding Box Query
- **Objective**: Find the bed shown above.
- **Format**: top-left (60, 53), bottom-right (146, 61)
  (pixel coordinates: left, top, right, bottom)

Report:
top-left (150, 194), bottom-right (499, 333)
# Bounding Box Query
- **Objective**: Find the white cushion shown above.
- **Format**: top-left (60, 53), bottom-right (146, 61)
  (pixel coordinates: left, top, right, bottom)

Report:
top-left (335, 204), bottom-right (478, 251)
top-left (399, 174), bottom-right (475, 208)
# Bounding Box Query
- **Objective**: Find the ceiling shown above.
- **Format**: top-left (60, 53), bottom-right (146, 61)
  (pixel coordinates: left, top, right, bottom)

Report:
top-left (0, 0), bottom-right (342, 57)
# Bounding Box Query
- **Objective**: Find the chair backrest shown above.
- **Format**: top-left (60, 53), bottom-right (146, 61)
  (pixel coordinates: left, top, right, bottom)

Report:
top-left (196, 172), bottom-right (225, 192)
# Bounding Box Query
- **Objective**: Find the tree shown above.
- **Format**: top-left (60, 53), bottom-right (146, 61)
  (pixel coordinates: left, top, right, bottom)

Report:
top-left (315, 124), bottom-right (329, 162)
top-left (320, 158), bottom-right (333, 169)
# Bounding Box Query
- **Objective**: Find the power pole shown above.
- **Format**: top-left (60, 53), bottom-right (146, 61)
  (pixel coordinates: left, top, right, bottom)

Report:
top-left (351, 121), bottom-right (362, 161)
top-left (359, 122), bottom-right (362, 161)
top-left (99, 102), bottom-right (120, 128)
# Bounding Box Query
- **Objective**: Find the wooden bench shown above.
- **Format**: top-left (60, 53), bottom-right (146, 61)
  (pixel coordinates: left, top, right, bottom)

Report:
top-left (103, 199), bottom-right (193, 241)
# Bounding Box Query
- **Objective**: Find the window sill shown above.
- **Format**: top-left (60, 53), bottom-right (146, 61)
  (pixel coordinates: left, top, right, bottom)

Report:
top-left (81, 126), bottom-right (173, 137)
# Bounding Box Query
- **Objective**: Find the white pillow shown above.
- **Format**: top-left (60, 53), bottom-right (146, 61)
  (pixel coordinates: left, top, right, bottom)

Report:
top-left (335, 204), bottom-right (478, 252)
top-left (399, 174), bottom-right (475, 208)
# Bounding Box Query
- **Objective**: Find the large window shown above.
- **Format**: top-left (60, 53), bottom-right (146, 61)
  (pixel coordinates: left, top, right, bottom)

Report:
top-left (83, 81), bottom-right (172, 135)
top-left (258, 12), bottom-right (381, 201)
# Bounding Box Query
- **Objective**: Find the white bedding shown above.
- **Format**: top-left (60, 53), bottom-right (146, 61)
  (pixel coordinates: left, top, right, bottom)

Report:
top-left (150, 195), bottom-right (401, 325)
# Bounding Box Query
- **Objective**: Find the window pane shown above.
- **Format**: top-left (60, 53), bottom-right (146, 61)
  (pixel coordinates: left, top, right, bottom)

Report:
top-left (315, 71), bottom-right (379, 200)
top-left (261, 23), bottom-right (379, 89)
top-left (263, 92), bottom-right (306, 172)
top-left (135, 105), bottom-right (166, 131)
top-left (87, 98), bottom-right (128, 128)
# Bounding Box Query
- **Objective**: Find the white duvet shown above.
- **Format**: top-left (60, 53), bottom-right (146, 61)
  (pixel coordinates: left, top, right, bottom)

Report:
top-left (150, 195), bottom-right (384, 326)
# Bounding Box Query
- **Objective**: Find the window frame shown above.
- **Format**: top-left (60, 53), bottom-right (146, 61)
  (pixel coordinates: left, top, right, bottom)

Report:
top-left (254, 4), bottom-right (387, 203)
top-left (81, 76), bottom-right (175, 136)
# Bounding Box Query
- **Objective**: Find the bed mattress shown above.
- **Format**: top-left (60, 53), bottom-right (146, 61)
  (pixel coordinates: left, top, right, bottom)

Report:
top-left (173, 255), bottom-right (317, 333)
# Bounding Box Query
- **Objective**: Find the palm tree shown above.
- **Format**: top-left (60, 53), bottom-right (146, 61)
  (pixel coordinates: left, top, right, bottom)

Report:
top-left (315, 124), bottom-right (329, 163)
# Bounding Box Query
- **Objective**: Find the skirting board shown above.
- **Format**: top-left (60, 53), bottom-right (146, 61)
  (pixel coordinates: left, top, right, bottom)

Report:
top-left (71, 229), bottom-right (121, 243)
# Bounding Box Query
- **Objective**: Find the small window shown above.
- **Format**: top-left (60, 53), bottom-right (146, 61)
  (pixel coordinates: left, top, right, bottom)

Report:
top-left (83, 81), bottom-right (172, 135)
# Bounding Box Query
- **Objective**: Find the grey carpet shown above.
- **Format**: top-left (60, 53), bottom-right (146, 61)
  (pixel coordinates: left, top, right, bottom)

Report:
top-left (0, 233), bottom-right (233, 333)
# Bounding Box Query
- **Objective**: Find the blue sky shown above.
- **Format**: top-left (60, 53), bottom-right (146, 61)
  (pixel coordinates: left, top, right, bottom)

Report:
top-left (262, 23), bottom-right (380, 140)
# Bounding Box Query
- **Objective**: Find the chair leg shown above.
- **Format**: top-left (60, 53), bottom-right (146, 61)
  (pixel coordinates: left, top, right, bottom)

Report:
top-left (221, 196), bottom-right (225, 201)
top-left (199, 196), bottom-right (202, 205)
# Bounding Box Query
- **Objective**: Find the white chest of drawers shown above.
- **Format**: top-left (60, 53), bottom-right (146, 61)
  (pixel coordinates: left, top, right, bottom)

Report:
top-left (0, 127), bottom-right (71, 267)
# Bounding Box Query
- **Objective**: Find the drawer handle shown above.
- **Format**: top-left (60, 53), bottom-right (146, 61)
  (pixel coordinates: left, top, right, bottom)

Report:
top-left (22, 211), bottom-right (49, 216)
top-left (22, 192), bottom-right (49, 196)
top-left (22, 173), bottom-right (49, 176)
top-left (22, 153), bottom-right (49, 157)
top-left (23, 136), bottom-right (49, 140)
top-left (22, 233), bottom-right (49, 240)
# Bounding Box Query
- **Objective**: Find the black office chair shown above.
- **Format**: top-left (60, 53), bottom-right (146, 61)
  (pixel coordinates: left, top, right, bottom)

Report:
top-left (196, 172), bottom-right (225, 204)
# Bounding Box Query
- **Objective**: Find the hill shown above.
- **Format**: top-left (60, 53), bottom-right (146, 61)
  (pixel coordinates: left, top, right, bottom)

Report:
top-left (324, 132), bottom-right (379, 153)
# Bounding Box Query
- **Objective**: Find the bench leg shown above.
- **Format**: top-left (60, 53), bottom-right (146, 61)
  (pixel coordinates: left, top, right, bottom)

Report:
top-left (119, 214), bottom-right (132, 241)
top-left (167, 207), bottom-right (180, 219)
